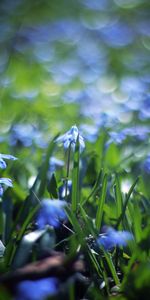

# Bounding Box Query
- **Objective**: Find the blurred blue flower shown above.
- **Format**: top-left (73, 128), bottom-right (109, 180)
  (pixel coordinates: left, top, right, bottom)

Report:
top-left (100, 21), bottom-right (134, 48)
top-left (82, 0), bottom-right (109, 11)
top-left (0, 153), bottom-right (17, 169)
top-left (0, 178), bottom-right (13, 197)
top-left (123, 126), bottom-right (150, 141)
top-left (109, 131), bottom-right (126, 144)
top-left (10, 124), bottom-right (46, 148)
top-left (55, 125), bottom-right (85, 151)
top-left (80, 124), bottom-right (99, 143)
top-left (106, 131), bottom-right (126, 148)
top-left (106, 125), bottom-right (150, 148)
top-left (37, 199), bottom-right (67, 229)
top-left (16, 277), bottom-right (59, 300)
top-left (97, 227), bottom-right (133, 250)
top-left (139, 96), bottom-right (150, 120)
top-left (143, 156), bottom-right (150, 174)
top-left (49, 157), bottom-right (64, 173)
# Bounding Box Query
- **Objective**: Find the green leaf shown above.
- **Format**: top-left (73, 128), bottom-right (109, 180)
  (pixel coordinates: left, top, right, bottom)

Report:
top-left (82, 168), bottom-right (103, 206)
top-left (103, 250), bottom-right (120, 286)
top-left (114, 174), bottom-right (123, 229)
top-left (65, 206), bottom-right (84, 243)
top-left (47, 173), bottom-right (58, 199)
top-left (79, 204), bottom-right (97, 237)
top-left (129, 201), bottom-right (142, 243)
top-left (11, 229), bottom-right (49, 269)
top-left (95, 173), bottom-right (108, 231)
top-left (115, 177), bottom-right (139, 229)
top-left (4, 203), bottom-right (40, 267)
top-left (106, 143), bottom-right (120, 168)
top-left (38, 135), bottom-right (58, 198)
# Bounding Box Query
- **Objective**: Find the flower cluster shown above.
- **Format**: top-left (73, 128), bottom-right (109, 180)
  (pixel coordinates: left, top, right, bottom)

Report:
top-left (0, 153), bottom-right (17, 197)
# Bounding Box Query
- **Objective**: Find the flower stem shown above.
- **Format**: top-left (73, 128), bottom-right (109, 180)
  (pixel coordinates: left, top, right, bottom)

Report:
top-left (65, 143), bottom-right (71, 200)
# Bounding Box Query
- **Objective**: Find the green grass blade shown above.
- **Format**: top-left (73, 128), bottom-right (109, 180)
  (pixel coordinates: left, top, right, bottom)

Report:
top-left (103, 251), bottom-right (120, 286)
top-left (38, 135), bottom-right (58, 198)
top-left (79, 205), bottom-right (97, 236)
top-left (82, 169), bottom-right (103, 206)
top-left (47, 173), bottom-right (58, 199)
top-left (95, 173), bottom-right (108, 231)
top-left (86, 244), bottom-right (102, 277)
top-left (114, 174), bottom-right (123, 229)
top-left (128, 201), bottom-right (142, 243)
top-left (4, 203), bottom-right (40, 267)
top-left (115, 177), bottom-right (139, 229)
top-left (65, 206), bottom-right (83, 242)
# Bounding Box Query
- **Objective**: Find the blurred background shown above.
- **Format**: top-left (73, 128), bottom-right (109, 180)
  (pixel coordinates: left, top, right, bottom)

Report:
top-left (0, 0), bottom-right (150, 172)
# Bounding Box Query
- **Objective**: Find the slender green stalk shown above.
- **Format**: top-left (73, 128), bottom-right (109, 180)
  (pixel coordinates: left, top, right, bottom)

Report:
top-left (95, 174), bottom-right (108, 231)
top-left (82, 169), bottom-right (103, 206)
top-left (65, 143), bottom-right (72, 200)
top-left (115, 177), bottom-right (139, 229)
top-left (72, 136), bottom-right (80, 213)
top-left (114, 174), bottom-right (123, 230)
top-left (104, 251), bottom-right (120, 286)
top-left (5, 204), bottom-right (40, 267)
top-left (38, 136), bottom-right (57, 198)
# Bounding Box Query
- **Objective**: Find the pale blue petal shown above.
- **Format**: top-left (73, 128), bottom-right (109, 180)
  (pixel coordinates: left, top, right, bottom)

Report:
top-left (0, 158), bottom-right (7, 169)
top-left (0, 154), bottom-right (17, 161)
top-left (0, 178), bottom-right (13, 187)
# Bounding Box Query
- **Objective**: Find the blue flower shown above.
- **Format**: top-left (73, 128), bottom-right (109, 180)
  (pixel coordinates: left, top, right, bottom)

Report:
top-left (37, 199), bottom-right (67, 229)
top-left (0, 178), bottom-right (13, 197)
top-left (97, 227), bottom-right (133, 250)
top-left (0, 153), bottom-right (17, 169)
top-left (16, 277), bottom-right (59, 300)
top-left (55, 125), bottom-right (85, 151)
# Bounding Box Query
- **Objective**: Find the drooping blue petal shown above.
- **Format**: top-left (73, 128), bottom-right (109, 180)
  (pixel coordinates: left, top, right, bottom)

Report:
top-left (0, 158), bottom-right (7, 169)
top-left (0, 154), bottom-right (17, 169)
top-left (16, 277), bottom-right (59, 300)
top-left (55, 125), bottom-right (85, 151)
top-left (0, 154), bottom-right (17, 161)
